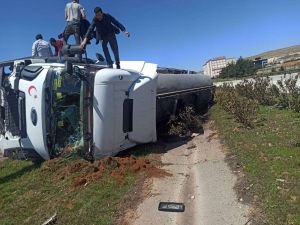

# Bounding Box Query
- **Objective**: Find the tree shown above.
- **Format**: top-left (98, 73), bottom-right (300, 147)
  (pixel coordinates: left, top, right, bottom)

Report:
top-left (219, 57), bottom-right (258, 78)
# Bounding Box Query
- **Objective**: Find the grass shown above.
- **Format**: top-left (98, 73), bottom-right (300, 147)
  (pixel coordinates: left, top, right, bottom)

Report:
top-left (212, 105), bottom-right (300, 225)
top-left (0, 159), bottom-right (136, 225)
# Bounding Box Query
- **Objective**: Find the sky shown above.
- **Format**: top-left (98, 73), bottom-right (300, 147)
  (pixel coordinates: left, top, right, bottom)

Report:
top-left (0, 0), bottom-right (300, 70)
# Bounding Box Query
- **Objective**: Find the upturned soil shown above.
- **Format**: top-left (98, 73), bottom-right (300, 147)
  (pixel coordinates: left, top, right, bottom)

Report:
top-left (42, 156), bottom-right (171, 188)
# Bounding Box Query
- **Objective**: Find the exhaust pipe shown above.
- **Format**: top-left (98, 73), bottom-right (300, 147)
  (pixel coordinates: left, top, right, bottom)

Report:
top-left (61, 45), bottom-right (85, 56)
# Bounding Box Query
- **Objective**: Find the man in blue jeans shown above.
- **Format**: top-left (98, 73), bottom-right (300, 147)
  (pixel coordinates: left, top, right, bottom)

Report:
top-left (64, 0), bottom-right (86, 60)
top-left (81, 7), bottom-right (130, 69)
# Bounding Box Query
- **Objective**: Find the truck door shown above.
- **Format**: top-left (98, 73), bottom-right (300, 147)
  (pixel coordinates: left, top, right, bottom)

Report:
top-left (127, 75), bottom-right (157, 143)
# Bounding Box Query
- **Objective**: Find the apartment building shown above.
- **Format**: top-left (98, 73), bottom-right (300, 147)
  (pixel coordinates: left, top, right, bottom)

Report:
top-left (203, 57), bottom-right (236, 78)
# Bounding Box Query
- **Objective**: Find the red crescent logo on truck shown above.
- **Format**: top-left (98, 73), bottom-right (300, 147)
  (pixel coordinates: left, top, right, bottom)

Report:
top-left (28, 85), bottom-right (38, 99)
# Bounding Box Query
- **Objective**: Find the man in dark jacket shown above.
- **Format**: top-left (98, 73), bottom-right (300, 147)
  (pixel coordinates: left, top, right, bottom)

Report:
top-left (81, 7), bottom-right (130, 69)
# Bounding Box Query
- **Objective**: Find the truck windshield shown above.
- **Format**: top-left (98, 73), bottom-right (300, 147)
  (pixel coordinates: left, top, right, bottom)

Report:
top-left (51, 67), bottom-right (84, 154)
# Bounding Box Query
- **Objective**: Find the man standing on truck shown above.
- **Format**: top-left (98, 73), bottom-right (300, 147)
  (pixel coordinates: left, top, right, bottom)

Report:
top-left (32, 34), bottom-right (53, 57)
top-left (64, 0), bottom-right (86, 60)
top-left (80, 7), bottom-right (130, 69)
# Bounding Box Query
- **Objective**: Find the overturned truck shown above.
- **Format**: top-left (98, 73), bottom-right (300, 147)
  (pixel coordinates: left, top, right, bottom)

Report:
top-left (0, 57), bottom-right (213, 161)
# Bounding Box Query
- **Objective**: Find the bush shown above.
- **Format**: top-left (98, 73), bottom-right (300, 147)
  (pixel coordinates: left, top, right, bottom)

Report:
top-left (232, 76), bottom-right (300, 111)
top-left (216, 86), bottom-right (258, 127)
top-left (215, 75), bottom-right (300, 126)
top-left (232, 95), bottom-right (258, 127)
top-left (215, 83), bottom-right (236, 113)
top-left (168, 106), bottom-right (203, 136)
top-left (235, 77), bottom-right (277, 106)
top-left (277, 75), bottom-right (300, 112)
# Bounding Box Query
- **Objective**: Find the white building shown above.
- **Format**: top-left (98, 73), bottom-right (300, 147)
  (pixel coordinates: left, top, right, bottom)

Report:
top-left (203, 57), bottom-right (236, 78)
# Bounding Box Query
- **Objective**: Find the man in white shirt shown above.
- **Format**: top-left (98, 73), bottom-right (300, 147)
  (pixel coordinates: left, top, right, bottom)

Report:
top-left (65, 0), bottom-right (85, 23)
top-left (32, 34), bottom-right (53, 57)
top-left (64, 0), bottom-right (85, 60)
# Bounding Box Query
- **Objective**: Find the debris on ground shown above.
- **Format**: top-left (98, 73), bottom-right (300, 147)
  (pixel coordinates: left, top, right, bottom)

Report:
top-left (206, 132), bottom-right (217, 142)
top-left (42, 213), bottom-right (57, 225)
top-left (187, 142), bottom-right (197, 150)
top-left (42, 156), bottom-right (171, 187)
top-left (158, 202), bottom-right (185, 212)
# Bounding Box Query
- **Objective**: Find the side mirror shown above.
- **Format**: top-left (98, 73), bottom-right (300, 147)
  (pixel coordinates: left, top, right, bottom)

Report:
top-left (15, 64), bottom-right (25, 78)
top-left (65, 61), bottom-right (73, 75)
top-left (96, 53), bottom-right (105, 62)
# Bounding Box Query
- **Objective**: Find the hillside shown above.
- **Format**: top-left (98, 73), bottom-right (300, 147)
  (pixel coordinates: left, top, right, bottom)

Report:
top-left (249, 45), bottom-right (300, 59)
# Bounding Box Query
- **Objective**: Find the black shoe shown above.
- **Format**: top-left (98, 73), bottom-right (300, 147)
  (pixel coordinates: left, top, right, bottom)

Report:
top-left (117, 64), bottom-right (121, 69)
top-left (108, 64), bottom-right (113, 68)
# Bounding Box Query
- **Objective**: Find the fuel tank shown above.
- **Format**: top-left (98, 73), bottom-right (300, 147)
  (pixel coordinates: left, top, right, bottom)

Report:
top-left (157, 73), bottom-right (213, 96)
top-left (156, 73), bottom-right (213, 124)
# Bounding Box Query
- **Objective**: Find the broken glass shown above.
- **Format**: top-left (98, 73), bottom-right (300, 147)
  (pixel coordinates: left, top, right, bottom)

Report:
top-left (52, 68), bottom-right (84, 154)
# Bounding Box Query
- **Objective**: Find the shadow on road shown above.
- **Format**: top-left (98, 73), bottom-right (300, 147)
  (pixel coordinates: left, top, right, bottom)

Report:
top-left (117, 135), bottom-right (194, 158)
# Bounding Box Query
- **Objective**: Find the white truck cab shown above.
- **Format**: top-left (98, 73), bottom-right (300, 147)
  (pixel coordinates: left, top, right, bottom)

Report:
top-left (0, 57), bottom-right (213, 161)
top-left (0, 58), bottom-right (158, 161)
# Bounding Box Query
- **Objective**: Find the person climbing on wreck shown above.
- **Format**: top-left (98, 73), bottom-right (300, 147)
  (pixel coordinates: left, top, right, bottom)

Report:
top-left (50, 38), bottom-right (64, 57)
top-left (80, 7), bottom-right (130, 69)
top-left (64, 0), bottom-right (86, 60)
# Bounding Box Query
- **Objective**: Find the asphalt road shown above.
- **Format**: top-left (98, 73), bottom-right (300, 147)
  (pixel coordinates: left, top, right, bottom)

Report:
top-left (132, 122), bottom-right (250, 225)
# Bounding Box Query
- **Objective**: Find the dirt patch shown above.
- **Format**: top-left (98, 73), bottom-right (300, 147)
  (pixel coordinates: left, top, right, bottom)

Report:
top-left (0, 153), bottom-right (7, 163)
top-left (206, 132), bottom-right (217, 142)
top-left (42, 155), bottom-right (170, 224)
top-left (74, 178), bottom-right (88, 187)
top-left (42, 156), bottom-right (171, 188)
